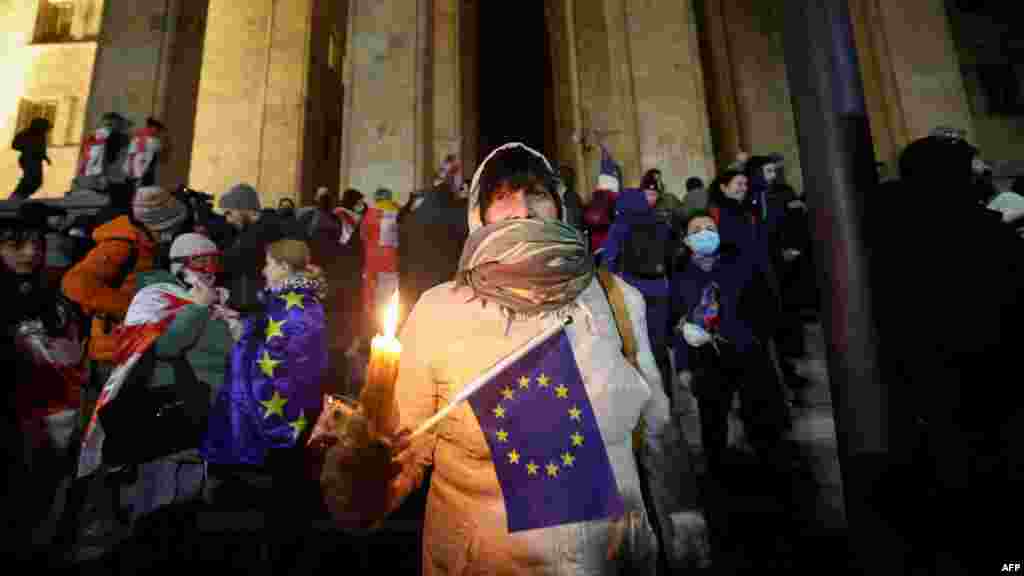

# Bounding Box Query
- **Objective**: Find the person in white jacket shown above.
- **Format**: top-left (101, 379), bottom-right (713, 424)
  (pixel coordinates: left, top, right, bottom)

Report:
top-left (324, 143), bottom-right (704, 574)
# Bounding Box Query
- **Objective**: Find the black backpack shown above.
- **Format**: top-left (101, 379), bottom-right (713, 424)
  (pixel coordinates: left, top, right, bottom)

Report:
top-left (620, 222), bottom-right (668, 279)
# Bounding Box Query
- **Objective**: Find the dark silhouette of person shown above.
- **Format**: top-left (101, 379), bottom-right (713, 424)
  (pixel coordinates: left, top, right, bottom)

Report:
top-left (11, 118), bottom-right (52, 200)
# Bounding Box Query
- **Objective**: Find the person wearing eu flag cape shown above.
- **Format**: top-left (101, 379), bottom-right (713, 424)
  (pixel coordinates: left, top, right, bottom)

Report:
top-left (323, 143), bottom-right (705, 573)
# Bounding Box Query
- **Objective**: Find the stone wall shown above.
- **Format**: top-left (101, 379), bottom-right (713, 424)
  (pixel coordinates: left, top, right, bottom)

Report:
top-left (701, 0), bottom-right (804, 192)
top-left (625, 0), bottom-right (715, 200)
top-left (189, 0), bottom-right (313, 206)
top-left (0, 0), bottom-right (99, 199)
top-left (340, 0), bottom-right (426, 205)
top-left (851, 0), bottom-right (974, 174)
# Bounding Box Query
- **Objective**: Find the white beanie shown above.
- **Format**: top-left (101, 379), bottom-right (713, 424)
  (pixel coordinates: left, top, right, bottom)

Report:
top-left (169, 233), bottom-right (218, 276)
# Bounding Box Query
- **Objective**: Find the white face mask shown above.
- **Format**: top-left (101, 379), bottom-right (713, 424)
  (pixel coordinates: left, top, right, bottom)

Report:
top-left (682, 322), bottom-right (712, 348)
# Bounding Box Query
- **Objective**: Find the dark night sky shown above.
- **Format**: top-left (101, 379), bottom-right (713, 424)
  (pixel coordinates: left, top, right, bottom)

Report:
top-left (476, 1), bottom-right (549, 163)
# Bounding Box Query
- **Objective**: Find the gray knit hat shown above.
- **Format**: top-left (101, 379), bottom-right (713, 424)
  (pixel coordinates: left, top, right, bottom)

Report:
top-left (219, 183), bottom-right (261, 211)
top-left (133, 186), bottom-right (188, 232)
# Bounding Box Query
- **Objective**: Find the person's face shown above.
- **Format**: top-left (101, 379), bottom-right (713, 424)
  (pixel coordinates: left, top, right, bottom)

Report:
top-left (182, 255), bottom-right (220, 288)
top-left (763, 163), bottom-right (779, 184)
top-left (483, 181), bottom-right (554, 224)
top-left (644, 188), bottom-right (659, 208)
top-left (223, 209), bottom-right (249, 231)
top-left (0, 235), bottom-right (43, 275)
top-left (686, 216), bottom-right (717, 237)
top-left (723, 175), bottom-right (748, 202)
top-left (262, 254), bottom-right (291, 289)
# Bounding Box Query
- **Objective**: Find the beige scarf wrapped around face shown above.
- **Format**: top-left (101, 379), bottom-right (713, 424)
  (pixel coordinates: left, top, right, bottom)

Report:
top-left (455, 218), bottom-right (594, 321)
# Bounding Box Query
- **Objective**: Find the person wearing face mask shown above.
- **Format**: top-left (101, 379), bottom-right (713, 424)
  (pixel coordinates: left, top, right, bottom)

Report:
top-left (63, 185), bottom-right (188, 389)
top-left (670, 212), bottom-right (789, 481)
top-left (101, 233), bottom-right (233, 525)
top-left (318, 143), bottom-right (709, 574)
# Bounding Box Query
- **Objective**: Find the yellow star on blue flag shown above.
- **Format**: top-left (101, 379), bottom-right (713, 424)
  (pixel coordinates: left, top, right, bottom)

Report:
top-left (265, 317), bottom-right (287, 342)
top-left (258, 350), bottom-right (281, 377)
top-left (260, 390), bottom-right (288, 419)
top-left (467, 328), bottom-right (624, 532)
top-left (289, 411), bottom-right (308, 440)
top-left (281, 291), bottom-right (304, 310)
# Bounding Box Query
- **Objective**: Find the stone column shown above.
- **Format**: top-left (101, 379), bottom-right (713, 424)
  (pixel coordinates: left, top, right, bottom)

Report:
top-left (624, 0), bottom-right (715, 198)
top-left (256, 0), bottom-right (314, 206)
top-left (190, 0), bottom-right (314, 206)
top-left (601, 0), bottom-right (642, 187)
top-left (849, 0), bottom-right (974, 173)
top-left (697, 0), bottom-right (745, 171)
top-left (570, 0), bottom-right (616, 194)
top-left (340, 0), bottom-right (429, 205)
top-left (431, 0), bottom-right (460, 176)
top-left (458, 0), bottom-right (480, 178)
top-left (84, 0), bottom-right (178, 147)
top-left (709, 0), bottom-right (805, 190)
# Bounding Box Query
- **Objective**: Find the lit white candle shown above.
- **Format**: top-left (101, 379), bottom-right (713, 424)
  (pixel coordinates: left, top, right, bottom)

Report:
top-left (361, 291), bottom-right (401, 439)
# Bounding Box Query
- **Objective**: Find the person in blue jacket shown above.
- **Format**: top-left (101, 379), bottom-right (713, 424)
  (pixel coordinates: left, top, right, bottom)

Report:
top-left (670, 211), bottom-right (789, 478)
top-left (602, 186), bottom-right (675, 396)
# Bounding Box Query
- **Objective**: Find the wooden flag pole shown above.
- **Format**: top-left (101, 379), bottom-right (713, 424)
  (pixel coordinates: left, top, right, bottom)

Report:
top-left (409, 317), bottom-right (572, 440)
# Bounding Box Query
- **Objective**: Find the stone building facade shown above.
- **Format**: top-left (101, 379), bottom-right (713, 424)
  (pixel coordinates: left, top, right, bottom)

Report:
top-left (2, 0), bottom-right (1021, 204)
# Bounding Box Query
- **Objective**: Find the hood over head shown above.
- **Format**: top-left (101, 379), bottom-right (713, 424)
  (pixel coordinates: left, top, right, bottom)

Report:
top-left (467, 142), bottom-right (563, 233)
top-left (615, 187), bottom-right (653, 216)
top-left (899, 135), bottom-right (977, 195)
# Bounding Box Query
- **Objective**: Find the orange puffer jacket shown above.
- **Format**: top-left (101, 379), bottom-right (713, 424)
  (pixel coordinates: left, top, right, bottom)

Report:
top-left (61, 215), bottom-right (157, 362)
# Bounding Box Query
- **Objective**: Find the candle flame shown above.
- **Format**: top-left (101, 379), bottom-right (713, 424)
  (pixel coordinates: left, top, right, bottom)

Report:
top-left (381, 290), bottom-right (399, 339)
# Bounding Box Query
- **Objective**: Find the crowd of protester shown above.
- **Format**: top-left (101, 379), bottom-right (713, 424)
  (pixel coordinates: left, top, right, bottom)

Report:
top-left (5, 110), bottom-right (1023, 573)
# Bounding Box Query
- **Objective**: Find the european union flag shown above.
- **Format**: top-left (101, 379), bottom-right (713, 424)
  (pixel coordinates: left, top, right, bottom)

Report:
top-left (468, 329), bottom-right (625, 533)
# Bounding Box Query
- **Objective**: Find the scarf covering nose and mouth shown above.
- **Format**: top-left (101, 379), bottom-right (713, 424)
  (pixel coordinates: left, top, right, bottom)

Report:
top-left (456, 218), bottom-right (594, 319)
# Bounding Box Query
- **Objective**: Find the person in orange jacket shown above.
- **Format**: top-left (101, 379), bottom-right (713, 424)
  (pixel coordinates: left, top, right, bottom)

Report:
top-left (59, 185), bottom-right (188, 558)
top-left (61, 186), bottom-right (188, 398)
top-left (359, 187), bottom-right (400, 336)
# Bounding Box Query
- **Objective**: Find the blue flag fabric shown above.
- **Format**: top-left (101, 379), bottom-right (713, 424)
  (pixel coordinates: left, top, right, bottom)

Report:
top-left (468, 329), bottom-right (625, 533)
top-left (201, 282), bottom-right (327, 466)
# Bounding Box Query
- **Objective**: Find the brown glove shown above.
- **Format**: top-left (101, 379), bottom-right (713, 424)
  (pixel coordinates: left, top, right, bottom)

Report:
top-left (321, 435), bottom-right (402, 532)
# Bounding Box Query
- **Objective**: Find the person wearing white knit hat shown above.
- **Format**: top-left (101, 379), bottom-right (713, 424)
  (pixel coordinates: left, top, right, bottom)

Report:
top-left (119, 231), bottom-right (234, 524)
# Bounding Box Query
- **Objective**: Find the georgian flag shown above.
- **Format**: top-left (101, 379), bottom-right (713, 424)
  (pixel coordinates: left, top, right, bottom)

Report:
top-left (77, 283), bottom-right (194, 478)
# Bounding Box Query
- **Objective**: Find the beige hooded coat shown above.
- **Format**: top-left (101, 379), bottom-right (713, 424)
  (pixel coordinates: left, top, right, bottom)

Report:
top-left (386, 144), bottom-right (673, 574)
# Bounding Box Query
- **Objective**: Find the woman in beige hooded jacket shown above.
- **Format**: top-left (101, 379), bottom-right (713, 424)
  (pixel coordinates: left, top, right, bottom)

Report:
top-left (330, 143), bottom-right (688, 574)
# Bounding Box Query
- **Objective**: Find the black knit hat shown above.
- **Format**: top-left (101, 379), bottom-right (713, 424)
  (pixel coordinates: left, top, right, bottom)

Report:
top-left (0, 201), bottom-right (64, 242)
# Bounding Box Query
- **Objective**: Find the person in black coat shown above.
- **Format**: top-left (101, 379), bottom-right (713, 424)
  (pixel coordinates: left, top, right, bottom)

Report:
top-left (218, 183), bottom-right (294, 316)
top-left (862, 133), bottom-right (1024, 572)
top-left (398, 180), bottom-right (468, 325)
top-left (10, 118), bottom-right (52, 200)
top-left (670, 210), bottom-right (789, 478)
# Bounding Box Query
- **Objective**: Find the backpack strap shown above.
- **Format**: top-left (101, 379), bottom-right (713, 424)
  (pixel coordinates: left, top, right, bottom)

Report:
top-left (595, 267), bottom-right (649, 463)
top-left (595, 266), bottom-right (637, 368)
